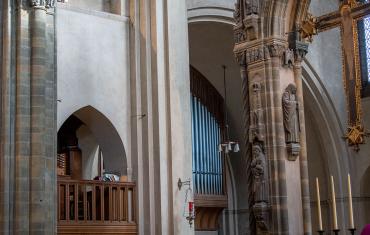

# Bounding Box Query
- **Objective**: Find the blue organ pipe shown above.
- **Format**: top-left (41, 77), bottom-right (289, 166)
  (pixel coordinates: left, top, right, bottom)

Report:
top-left (204, 106), bottom-right (209, 194)
top-left (219, 126), bottom-right (222, 194)
top-left (207, 109), bottom-right (211, 194)
top-left (190, 96), bottom-right (224, 196)
top-left (191, 97), bottom-right (195, 188)
top-left (200, 102), bottom-right (205, 194)
top-left (193, 97), bottom-right (197, 193)
top-left (202, 104), bottom-right (207, 194)
top-left (210, 115), bottom-right (214, 195)
top-left (206, 110), bottom-right (211, 194)
top-left (196, 99), bottom-right (200, 194)
top-left (214, 123), bottom-right (218, 195)
top-left (212, 116), bottom-right (216, 194)
top-left (217, 125), bottom-right (221, 194)
top-left (192, 96), bottom-right (198, 193)
top-left (203, 106), bottom-right (207, 195)
top-left (213, 117), bottom-right (217, 194)
top-left (213, 120), bottom-right (220, 194)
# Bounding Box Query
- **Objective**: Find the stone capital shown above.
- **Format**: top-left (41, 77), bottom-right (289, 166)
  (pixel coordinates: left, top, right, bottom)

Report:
top-left (288, 31), bottom-right (309, 63)
top-left (30, 0), bottom-right (55, 8)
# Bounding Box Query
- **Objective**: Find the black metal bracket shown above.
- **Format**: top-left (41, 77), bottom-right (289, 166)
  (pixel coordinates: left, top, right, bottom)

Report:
top-left (178, 178), bottom-right (191, 190)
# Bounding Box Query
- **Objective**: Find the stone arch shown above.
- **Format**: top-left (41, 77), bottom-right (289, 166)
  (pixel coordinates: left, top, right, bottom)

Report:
top-left (302, 60), bottom-right (351, 229)
top-left (187, 0), bottom-right (236, 25)
top-left (360, 167), bottom-right (370, 222)
top-left (262, 0), bottom-right (311, 36)
top-left (187, 18), bottom-right (247, 234)
top-left (58, 105), bottom-right (128, 176)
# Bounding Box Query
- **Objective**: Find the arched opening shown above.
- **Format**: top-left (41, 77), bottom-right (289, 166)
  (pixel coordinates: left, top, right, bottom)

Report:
top-left (188, 20), bottom-right (247, 235)
top-left (57, 105), bottom-right (127, 179)
top-left (302, 62), bottom-right (351, 232)
top-left (56, 106), bottom-right (136, 234)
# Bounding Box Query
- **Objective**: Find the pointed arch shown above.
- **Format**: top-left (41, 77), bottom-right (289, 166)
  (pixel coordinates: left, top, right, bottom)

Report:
top-left (58, 105), bottom-right (127, 175)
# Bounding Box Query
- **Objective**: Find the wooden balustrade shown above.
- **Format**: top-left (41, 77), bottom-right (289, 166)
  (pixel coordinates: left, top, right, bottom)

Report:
top-left (57, 177), bottom-right (137, 235)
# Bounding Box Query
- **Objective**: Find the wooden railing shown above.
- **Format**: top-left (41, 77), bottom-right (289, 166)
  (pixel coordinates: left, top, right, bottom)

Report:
top-left (57, 178), bottom-right (136, 225)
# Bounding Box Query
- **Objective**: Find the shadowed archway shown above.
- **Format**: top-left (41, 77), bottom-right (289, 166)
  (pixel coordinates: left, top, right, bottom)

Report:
top-left (58, 105), bottom-right (127, 176)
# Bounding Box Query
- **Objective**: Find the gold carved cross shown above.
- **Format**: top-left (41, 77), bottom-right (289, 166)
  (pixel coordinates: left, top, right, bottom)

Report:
top-left (302, 0), bottom-right (370, 151)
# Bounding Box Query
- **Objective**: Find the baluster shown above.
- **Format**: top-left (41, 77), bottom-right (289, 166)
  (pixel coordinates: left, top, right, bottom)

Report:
top-left (124, 187), bottom-right (128, 221)
top-left (57, 183), bottom-right (60, 221)
top-left (92, 184), bottom-right (96, 221)
top-left (66, 183), bottom-right (70, 221)
top-left (83, 184), bottom-right (87, 221)
top-left (109, 185), bottom-right (113, 221)
top-left (75, 183), bottom-right (78, 222)
top-left (100, 185), bottom-right (104, 221)
top-left (132, 186), bottom-right (136, 222)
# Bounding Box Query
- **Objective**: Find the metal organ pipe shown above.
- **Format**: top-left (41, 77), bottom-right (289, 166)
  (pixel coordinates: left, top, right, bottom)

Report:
top-left (191, 96), bottom-right (223, 196)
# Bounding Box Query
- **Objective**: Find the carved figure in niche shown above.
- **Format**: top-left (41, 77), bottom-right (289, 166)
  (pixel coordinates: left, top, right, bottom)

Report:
top-left (251, 144), bottom-right (268, 203)
top-left (250, 82), bottom-right (263, 141)
top-left (245, 0), bottom-right (259, 15)
top-left (282, 84), bottom-right (300, 143)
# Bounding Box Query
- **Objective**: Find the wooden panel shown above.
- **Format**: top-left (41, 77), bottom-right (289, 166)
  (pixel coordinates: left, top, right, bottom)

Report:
top-left (194, 194), bottom-right (228, 231)
top-left (194, 194), bottom-right (228, 208)
top-left (57, 223), bottom-right (137, 235)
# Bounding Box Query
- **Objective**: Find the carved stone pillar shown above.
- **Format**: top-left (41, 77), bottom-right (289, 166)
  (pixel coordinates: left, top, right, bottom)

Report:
top-left (234, 1), bottom-right (312, 234)
top-left (290, 34), bottom-right (313, 235)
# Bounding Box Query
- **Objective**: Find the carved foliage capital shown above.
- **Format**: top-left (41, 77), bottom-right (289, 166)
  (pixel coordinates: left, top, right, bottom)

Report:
top-left (266, 43), bottom-right (286, 58)
top-left (30, 0), bottom-right (55, 8)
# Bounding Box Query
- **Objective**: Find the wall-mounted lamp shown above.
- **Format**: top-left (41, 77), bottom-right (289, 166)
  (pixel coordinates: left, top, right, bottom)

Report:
top-left (178, 178), bottom-right (195, 227)
top-left (219, 140), bottom-right (240, 153)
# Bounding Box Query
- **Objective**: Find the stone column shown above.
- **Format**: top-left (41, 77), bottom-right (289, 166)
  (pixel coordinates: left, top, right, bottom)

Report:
top-left (129, 0), bottom-right (193, 234)
top-left (0, 0), bottom-right (16, 233)
top-left (290, 37), bottom-right (312, 235)
top-left (234, 1), bottom-right (312, 234)
top-left (1, 0), bottom-right (56, 233)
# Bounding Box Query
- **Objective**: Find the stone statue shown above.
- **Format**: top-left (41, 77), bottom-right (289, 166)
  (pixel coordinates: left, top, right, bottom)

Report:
top-left (245, 0), bottom-right (259, 15)
top-left (251, 144), bottom-right (268, 203)
top-left (282, 84), bottom-right (300, 144)
top-left (250, 82), bottom-right (263, 141)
